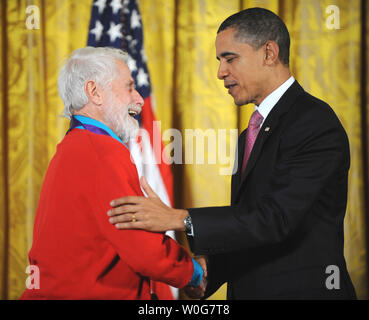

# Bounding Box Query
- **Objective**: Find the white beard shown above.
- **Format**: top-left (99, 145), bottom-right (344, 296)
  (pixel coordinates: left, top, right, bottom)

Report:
top-left (104, 95), bottom-right (141, 143)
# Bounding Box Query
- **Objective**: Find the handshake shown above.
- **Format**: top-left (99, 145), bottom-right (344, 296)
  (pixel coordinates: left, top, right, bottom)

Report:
top-left (184, 255), bottom-right (208, 299)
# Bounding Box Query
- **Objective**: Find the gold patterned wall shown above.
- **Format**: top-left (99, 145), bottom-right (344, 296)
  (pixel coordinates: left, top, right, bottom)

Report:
top-left (281, 0), bottom-right (368, 299)
top-left (0, 0), bottom-right (368, 299)
top-left (0, 0), bottom-right (93, 299)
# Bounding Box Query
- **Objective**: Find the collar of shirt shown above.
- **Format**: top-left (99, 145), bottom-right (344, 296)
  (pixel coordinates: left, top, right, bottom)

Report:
top-left (255, 76), bottom-right (295, 127)
top-left (73, 115), bottom-right (128, 149)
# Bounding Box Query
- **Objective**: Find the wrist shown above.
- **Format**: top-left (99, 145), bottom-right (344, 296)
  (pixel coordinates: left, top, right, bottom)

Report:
top-left (174, 209), bottom-right (189, 231)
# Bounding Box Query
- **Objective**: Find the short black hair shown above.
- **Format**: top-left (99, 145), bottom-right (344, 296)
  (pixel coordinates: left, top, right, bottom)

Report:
top-left (217, 7), bottom-right (290, 65)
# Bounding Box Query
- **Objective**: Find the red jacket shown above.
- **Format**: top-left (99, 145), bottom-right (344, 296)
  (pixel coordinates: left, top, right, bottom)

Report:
top-left (21, 129), bottom-right (193, 299)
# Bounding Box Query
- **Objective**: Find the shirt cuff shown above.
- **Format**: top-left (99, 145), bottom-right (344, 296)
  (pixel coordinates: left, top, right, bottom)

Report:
top-left (188, 258), bottom-right (203, 286)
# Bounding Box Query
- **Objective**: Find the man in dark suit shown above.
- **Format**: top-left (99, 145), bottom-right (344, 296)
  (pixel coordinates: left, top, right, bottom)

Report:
top-left (107, 8), bottom-right (357, 299)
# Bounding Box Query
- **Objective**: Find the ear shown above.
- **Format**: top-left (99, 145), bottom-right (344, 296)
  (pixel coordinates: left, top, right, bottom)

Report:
top-left (85, 80), bottom-right (104, 105)
top-left (264, 41), bottom-right (279, 66)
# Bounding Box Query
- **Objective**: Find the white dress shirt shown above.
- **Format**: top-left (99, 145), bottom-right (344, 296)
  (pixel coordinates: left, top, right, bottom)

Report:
top-left (255, 76), bottom-right (295, 127)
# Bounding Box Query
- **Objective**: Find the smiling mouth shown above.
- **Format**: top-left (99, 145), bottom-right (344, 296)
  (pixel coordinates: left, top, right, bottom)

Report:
top-left (128, 106), bottom-right (141, 117)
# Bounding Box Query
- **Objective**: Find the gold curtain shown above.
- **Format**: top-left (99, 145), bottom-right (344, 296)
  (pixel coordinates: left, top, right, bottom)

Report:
top-left (0, 0), bottom-right (93, 299)
top-left (0, 0), bottom-right (367, 299)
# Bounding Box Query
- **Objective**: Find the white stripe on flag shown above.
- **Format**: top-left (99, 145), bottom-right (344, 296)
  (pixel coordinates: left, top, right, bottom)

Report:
top-left (129, 133), bottom-right (178, 299)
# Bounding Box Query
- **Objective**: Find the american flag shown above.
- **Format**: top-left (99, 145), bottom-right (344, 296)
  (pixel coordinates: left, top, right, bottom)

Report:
top-left (87, 0), bottom-right (176, 299)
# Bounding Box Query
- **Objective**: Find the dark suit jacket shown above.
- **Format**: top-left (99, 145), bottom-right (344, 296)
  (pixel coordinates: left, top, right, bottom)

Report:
top-left (188, 81), bottom-right (357, 299)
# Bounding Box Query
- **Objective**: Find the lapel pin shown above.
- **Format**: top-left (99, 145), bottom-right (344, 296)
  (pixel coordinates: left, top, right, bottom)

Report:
top-left (265, 127), bottom-right (270, 132)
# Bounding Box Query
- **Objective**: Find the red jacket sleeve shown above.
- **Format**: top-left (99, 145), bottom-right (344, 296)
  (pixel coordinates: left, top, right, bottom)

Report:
top-left (92, 150), bottom-right (193, 288)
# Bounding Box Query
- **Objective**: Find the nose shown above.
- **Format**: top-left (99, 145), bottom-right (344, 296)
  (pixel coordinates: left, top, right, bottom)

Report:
top-left (217, 61), bottom-right (229, 80)
top-left (133, 89), bottom-right (144, 107)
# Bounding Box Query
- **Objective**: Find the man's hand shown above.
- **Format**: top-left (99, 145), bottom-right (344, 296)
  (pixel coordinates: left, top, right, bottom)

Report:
top-left (184, 277), bottom-right (207, 299)
top-left (108, 176), bottom-right (188, 232)
top-left (184, 256), bottom-right (208, 299)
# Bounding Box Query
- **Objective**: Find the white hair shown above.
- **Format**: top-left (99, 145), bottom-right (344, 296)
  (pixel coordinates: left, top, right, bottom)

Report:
top-left (57, 47), bottom-right (129, 119)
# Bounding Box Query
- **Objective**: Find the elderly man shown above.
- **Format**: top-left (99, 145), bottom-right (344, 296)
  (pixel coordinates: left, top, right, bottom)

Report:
top-left (21, 47), bottom-right (204, 300)
top-left (108, 8), bottom-right (357, 299)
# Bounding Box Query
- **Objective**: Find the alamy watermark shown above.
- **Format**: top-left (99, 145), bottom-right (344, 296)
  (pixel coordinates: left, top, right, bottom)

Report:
top-left (25, 5), bottom-right (40, 30)
top-left (132, 122), bottom-right (239, 176)
top-left (25, 263), bottom-right (342, 291)
top-left (25, 265), bottom-right (40, 289)
top-left (325, 265), bottom-right (340, 290)
top-left (325, 5), bottom-right (340, 30)
top-left (24, 4), bottom-right (341, 31)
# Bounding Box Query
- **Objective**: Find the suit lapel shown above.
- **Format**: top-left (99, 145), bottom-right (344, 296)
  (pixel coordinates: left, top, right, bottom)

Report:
top-left (235, 81), bottom-right (305, 198)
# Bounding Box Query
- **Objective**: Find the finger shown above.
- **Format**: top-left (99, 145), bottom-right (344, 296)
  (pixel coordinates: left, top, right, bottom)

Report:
top-left (195, 256), bottom-right (208, 278)
top-left (184, 287), bottom-right (197, 297)
top-left (114, 221), bottom-right (146, 230)
top-left (199, 280), bottom-right (206, 292)
top-left (110, 196), bottom-right (144, 207)
top-left (184, 287), bottom-right (203, 299)
top-left (199, 264), bottom-right (207, 278)
top-left (108, 205), bottom-right (138, 217)
top-left (109, 211), bottom-right (140, 224)
top-left (140, 176), bottom-right (159, 199)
